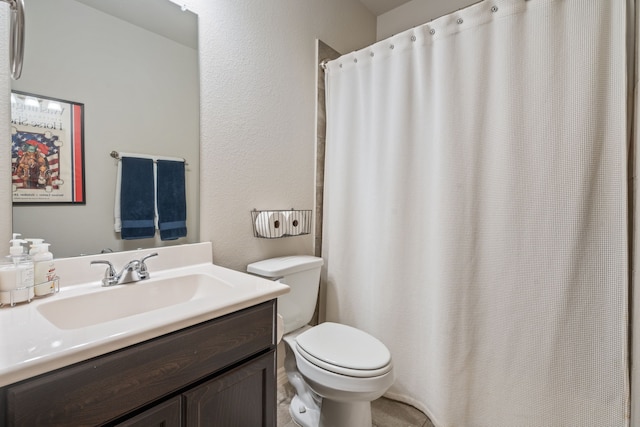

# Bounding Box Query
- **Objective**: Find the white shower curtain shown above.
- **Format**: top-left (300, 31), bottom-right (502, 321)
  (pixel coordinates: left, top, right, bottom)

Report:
top-left (322, 1), bottom-right (629, 426)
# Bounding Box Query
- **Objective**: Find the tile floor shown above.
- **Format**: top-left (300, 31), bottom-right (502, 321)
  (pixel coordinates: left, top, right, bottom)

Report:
top-left (277, 379), bottom-right (435, 427)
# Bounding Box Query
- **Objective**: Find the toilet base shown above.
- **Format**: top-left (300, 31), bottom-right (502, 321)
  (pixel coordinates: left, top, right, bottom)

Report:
top-left (290, 395), bottom-right (373, 427)
top-left (290, 394), bottom-right (320, 427)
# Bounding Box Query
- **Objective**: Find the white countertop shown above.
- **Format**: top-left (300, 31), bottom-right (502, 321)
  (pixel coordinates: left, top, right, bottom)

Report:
top-left (0, 243), bottom-right (289, 387)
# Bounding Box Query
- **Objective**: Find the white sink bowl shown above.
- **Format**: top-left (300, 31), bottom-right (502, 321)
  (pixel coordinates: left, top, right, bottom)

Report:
top-left (37, 274), bottom-right (233, 330)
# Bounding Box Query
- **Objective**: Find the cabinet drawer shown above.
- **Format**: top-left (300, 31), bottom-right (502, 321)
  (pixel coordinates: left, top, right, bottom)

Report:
top-left (5, 301), bottom-right (275, 426)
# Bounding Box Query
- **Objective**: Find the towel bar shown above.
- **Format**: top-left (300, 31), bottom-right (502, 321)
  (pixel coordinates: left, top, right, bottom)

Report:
top-left (110, 150), bottom-right (188, 166)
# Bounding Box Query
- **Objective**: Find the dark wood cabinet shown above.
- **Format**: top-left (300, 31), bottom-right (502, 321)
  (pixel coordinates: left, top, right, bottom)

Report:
top-left (184, 351), bottom-right (275, 427)
top-left (1, 300), bottom-right (277, 427)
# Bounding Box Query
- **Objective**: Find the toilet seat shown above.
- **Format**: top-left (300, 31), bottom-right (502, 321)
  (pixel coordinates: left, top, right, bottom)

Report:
top-left (295, 322), bottom-right (392, 378)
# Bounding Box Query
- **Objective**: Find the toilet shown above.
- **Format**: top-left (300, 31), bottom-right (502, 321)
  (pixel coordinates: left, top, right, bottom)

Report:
top-left (247, 256), bottom-right (394, 427)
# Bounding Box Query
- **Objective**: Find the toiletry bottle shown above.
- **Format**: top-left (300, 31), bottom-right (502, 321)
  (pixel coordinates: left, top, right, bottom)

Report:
top-left (33, 243), bottom-right (56, 296)
top-left (8, 238), bottom-right (34, 303)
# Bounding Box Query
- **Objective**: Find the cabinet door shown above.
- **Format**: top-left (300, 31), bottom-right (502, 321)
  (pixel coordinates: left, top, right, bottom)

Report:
top-left (114, 397), bottom-right (182, 427)
top-left (184, 351), bottom-right (275, 427)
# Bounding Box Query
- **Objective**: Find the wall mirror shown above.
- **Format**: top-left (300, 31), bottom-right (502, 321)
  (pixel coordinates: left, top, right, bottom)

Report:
top-left (10, 0), bottom-right (200, 258)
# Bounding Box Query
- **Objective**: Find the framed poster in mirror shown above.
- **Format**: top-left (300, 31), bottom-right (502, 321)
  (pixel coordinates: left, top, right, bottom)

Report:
top-left (10, 91), bottom-right (85, 205)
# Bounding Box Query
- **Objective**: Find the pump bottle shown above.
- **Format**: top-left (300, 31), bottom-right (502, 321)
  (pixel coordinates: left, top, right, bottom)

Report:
top-left (0, 236), bottom-right (34, 304)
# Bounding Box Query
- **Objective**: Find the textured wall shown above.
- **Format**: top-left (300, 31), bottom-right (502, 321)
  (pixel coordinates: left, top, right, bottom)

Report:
top-left (0, 3), bottom-right (11, 256)
top-left (187, 0), bottom-right (376, 271)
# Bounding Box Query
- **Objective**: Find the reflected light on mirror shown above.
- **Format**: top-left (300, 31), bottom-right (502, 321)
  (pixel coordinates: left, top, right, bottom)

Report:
top-left (47, 101), bottom-right (62, 111)
top-left (24, 96), bottom-right (40, 108)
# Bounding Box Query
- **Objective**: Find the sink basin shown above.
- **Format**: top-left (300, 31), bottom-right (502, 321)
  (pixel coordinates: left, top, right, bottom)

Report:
top-left (37, 274), bottom-right (234, 330)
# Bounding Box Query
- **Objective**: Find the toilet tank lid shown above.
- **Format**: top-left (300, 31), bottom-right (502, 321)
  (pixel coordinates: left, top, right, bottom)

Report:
top-left (247, 255), bottom-right (323, 277)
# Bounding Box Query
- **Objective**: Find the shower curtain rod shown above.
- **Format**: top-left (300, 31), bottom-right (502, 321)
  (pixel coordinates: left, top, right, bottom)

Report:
top-left (317, 0), bottom-right (498, 72)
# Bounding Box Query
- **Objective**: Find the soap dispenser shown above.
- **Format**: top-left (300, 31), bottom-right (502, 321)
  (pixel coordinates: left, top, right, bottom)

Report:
top-left (0, 236), bottom-right (34, 305)
top-left (10, 238), bottom-right (34, 302)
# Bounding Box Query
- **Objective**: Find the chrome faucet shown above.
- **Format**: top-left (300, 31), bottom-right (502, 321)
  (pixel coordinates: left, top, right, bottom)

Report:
top-left (91, 253), bottom-right (159, 287)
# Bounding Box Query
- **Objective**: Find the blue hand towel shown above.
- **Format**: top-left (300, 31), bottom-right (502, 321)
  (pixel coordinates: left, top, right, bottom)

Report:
top-left (120, 157), bottom-right (156, 240)
top-left (156, 160), bottom-right (187, 240)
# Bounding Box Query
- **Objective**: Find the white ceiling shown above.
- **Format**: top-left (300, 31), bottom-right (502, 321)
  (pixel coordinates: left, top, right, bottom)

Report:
top-left (74, 0), bottom-right (198, 49)
top-left (73, 0), bottom-right (408, 49)
top-left (359, 0), bottom-right (413, 16)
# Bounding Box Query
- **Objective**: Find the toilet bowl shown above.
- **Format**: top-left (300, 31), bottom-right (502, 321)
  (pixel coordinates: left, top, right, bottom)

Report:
top-left (285, 323), bottom-right (394, 427)
top-left (247, 256), bottom-right (395, 427)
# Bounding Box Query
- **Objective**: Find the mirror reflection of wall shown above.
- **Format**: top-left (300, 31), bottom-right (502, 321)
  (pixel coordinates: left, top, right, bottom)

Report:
top-left (11, 0), bottom-right (200, 258)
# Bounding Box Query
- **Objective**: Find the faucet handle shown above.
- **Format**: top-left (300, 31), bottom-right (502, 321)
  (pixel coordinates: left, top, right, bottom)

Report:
top-left (138, 252), bottom-right (158, 279)
top-left (90, 260), bottom-right (117, 287)
top-left (140, 252), bottom-right (158, 264)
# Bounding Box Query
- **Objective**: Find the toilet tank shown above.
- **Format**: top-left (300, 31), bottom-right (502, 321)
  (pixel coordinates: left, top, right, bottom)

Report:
top-left (247, 256), bottom-right (323, 334)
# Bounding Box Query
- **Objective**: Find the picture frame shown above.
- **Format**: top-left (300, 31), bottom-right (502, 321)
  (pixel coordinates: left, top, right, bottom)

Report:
top-left (10, 91), bottom-right (85, 204)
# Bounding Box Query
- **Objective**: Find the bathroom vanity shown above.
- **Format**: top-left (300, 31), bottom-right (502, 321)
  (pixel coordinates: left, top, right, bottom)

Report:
top-left (0, 243), bottom-right (288, 427)
top-left (1, 301), bottom-right (276, 426)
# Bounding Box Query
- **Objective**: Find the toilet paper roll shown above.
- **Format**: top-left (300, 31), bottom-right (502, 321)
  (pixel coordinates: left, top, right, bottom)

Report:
top-left (283, 211), bottom-right (305, 236)
top-left (255, 211), bottom-right (286, 238)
